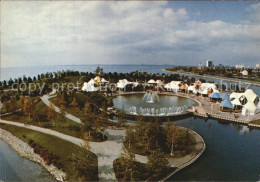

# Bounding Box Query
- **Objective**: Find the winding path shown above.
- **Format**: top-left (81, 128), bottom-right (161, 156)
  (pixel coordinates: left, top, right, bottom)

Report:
top-left (0, 119), bottom-right (141, 181)
top-left (1, 91), bottom-right (205, 181)
top-left (41, 95), bottom-right (81, 123)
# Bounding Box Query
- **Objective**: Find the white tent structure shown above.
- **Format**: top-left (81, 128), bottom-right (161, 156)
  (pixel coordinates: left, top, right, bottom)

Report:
top-left (199, 83), bottom-right (218, 94)
top-left (116, 79), bottom-right (129, 89)
top-left (101, 78), bottom-right (108, 83)
top-left (164, 81), bottom-right (181, 91)
top-left (188, 85), bottom-right (197, 94)
top-left (242, 102), bottom-right (257, 115)
top-left (244, 89), bottom-right (258, 103)
top-left (81, 82), bottom-right (99, 92)
top-left (200, 83), bottom-right (217, 90)
top-left (148, 79), bottom-right (156, 84)
top-left (230, 89), bottom-right (259, 115)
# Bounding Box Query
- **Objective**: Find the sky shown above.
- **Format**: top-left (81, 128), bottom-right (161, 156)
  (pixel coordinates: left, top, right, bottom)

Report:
top-left (1, 1), bottom-right (260, 68)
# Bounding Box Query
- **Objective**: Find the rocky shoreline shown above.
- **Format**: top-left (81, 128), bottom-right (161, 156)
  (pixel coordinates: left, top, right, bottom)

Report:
top-left (0, 128), bottom-right (66, 181)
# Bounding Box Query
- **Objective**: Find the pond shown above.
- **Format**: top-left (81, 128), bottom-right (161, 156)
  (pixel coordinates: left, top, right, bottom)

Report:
top-left (113, 94), bottom-right (197, 116)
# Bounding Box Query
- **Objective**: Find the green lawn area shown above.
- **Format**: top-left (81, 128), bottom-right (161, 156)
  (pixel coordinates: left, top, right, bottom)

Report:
top-left (113, 158), bottom-right (174, 181)
top-left (2, 100), bottom-right (83, 138)
top-left (49, 96), bottom-right (86, 119)
top-left (124, 127), bottom-right (197, 158)
top-left (250, 119), bottom-right (260, 125)
top-left (0, 124), bottom-right (98, 181)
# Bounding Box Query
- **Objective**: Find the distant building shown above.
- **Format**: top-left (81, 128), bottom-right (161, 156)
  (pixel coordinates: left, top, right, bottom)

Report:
top-left (198, 63), bottom-right (203, 69)
top-left (206, 60), bottom-right (213, 68)
top-left (235, 64), bottom-right (245, 69)
top-left (256, 63), bottom-right (260, 68)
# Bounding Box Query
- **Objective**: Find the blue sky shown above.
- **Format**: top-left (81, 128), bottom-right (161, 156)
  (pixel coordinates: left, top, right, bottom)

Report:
top-left (1, 1), bottom-right (260, 68)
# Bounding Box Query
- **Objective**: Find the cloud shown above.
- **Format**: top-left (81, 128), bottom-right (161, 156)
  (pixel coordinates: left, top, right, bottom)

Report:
top-left (247, 2), bottom-right (260, 22)
top-left (1, 1), bottom-right (260, 67)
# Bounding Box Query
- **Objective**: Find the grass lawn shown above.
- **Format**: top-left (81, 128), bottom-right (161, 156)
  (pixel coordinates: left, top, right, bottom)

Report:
top-left (49, 96), bottom-right (86, 119)
top-left (2, 100), bottom-right (83, 138)
top-left (0, 123), bottom-right (98, 181)
top-left (250, 119), bottom-right (260, 125)
top-left (124, 127), bottom-right (197, 158)
top-left (113, 158), bottom-right (174, 181)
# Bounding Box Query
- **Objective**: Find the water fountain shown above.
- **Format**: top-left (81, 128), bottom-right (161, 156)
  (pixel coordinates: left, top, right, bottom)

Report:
top-left (128, 105), bottom-right (188, 116)
top-left (142, 91), bottom-right (160, 103)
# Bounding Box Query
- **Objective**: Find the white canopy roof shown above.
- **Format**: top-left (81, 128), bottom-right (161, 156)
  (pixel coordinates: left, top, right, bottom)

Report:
top-left (148, 79), bottom-right (156, 84)
top-left (82, 82), bottom-right (99, 92)
top-left (242, 101), bottom-right (257, 115)
top-left (88, 79), bottom-right (96, 84)
top-left (243, 102), bottom-right (257, 110)
top-left (244, 89), bottom-right (257, 103)
top-left (230, 92), bottom-right (243, 99)
top-left (231, 98), bottom-right (242, 106)
top-left (116, 79), bottom-right (129, 89)
top-left (101, 78), bottom-right (108, 83)
top-left (188, 85), bottom-right (195, 91)
top-left (200, 83), bottom-right (217, 90)
top-left (164, 81), bottom-right (181, 90)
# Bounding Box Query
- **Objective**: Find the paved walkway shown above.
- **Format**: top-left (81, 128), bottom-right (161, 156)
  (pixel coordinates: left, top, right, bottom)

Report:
top-left (41, 95), bottom-right (81, 123)
top-left (0, 119), bottom-right (147, 181)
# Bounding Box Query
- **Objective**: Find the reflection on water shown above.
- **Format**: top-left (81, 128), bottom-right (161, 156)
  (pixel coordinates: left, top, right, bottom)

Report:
top-left (0, 139), bottom-right (55, 182)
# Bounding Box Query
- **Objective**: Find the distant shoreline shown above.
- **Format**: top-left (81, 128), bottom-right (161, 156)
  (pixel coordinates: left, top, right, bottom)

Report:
top-left (162, 69), bottom-right (260, 87)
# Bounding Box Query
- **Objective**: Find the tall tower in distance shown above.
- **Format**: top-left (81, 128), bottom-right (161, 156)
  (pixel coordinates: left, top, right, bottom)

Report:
top-left (206, 60), bottom-right (213, 68)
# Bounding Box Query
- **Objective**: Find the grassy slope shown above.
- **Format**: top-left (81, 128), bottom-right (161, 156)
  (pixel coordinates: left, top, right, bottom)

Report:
top-left (2, 100), bottom-right (83, 138)
top-left (0, 124), bottom-right (98, 181)
top-left (250, 119), bottom-right (260, 125)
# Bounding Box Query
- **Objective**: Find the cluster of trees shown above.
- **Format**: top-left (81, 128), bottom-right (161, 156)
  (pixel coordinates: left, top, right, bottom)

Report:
top-left (117, 119), bottom-right (194, 180)
top-left (55, 91), bottom-right (111, 111)
top-left (53, 91), bottom-right (110, 140)
top-left (124, 118), bottom-right (190, 155)
top-left (69, 134), bottom-right (98, 181)
top-left (115, 146), bottom-right (169, 181)
top-left (1, 67), bottom-right (197, 91)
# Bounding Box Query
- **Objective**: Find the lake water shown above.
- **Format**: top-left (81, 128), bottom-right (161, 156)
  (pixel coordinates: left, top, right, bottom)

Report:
top-left (0, 139), bottom-right (55, 182)
top-left (1, 64), bottom-right (260, 181)
top-left (172, 117), bottom-right (260, 181)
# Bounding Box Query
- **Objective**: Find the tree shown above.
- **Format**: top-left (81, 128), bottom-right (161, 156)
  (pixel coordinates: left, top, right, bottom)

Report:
top-left (117, 106), bottom-right (127, 127)
top-left (70, 97), bottom-right (79, 109)
top-left (83, 102), bottom-right (92, 114)
top-left (118, 148), bottom-right (137, 181)
top-left (147, 149), bottom-right (169, 178)
top-left (69, 134), bottom-right (95, 181)
top-left (125, 127), bottom-right (135, 149)
top-left (143, 123), bottom-right (157, 151)
top-left (23, 98), bottom-right (35, 120)
top-left (167, 123), bottom-right (179, 156)
top-left (59, 105), bottom-right (66, 122)
top-left (32, 107), bottom-right (41, 125)
top-left (135, 116), bottom-right (146, 141)
top-left (4, 98), bottom-right (19, 113)
top-left (57, 93), bottom-right (66, 107)
top-left (47, 103), bottom-right (56, 126)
